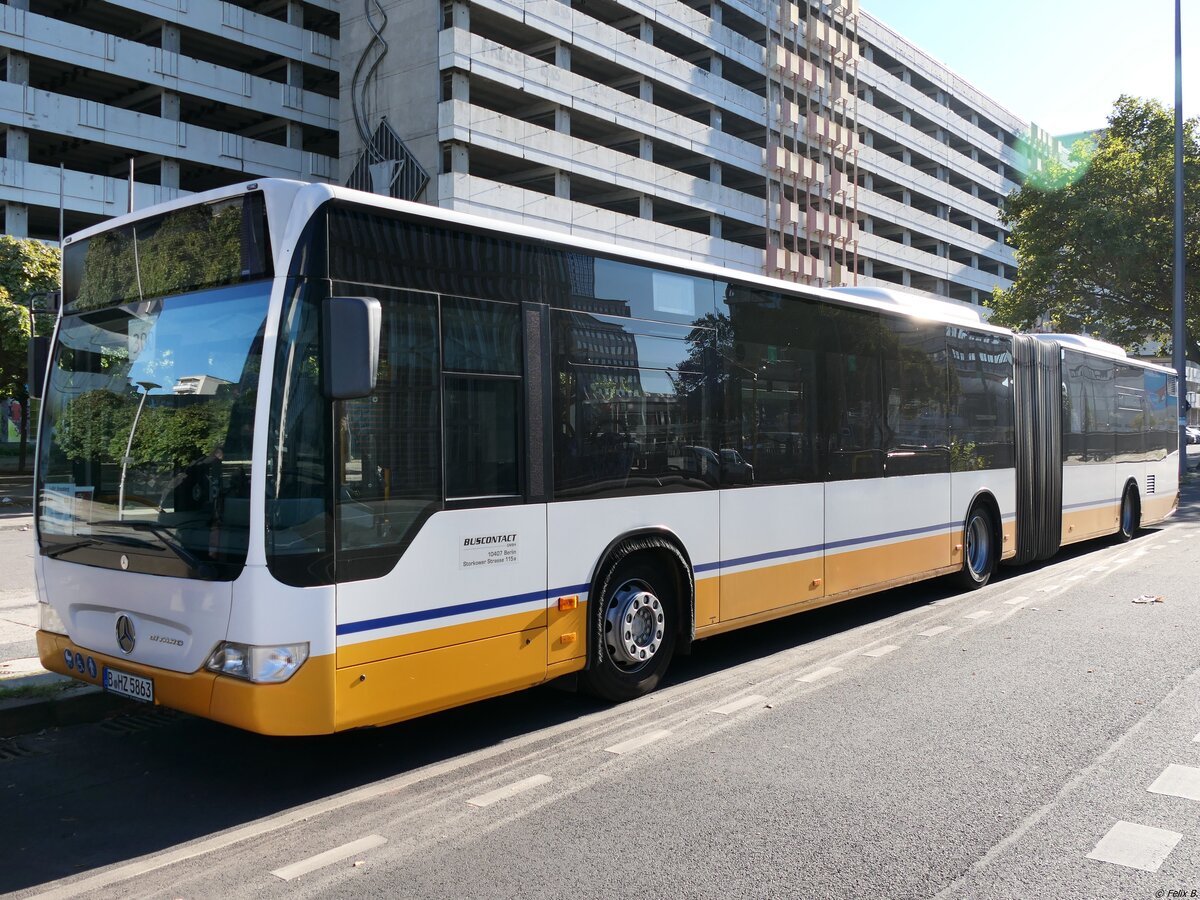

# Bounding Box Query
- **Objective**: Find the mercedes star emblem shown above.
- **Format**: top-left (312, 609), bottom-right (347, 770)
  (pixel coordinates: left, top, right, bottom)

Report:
top-left (115, 615), bottom-right (136, 654)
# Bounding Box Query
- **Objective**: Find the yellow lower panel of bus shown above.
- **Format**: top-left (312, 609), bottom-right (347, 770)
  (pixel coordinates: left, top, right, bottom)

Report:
top-left (695, 577), bottom-right (720, 628)
top-left (37, 630), bottom-right (337, 736)
top-left (338, 607), bottom-right (546, 668)
top-left (1002, 520), bottom-right (1017, 559)
top-left (719, 557), bottom-right (824, 622)
top-left (824, 532), bottom-right (953, 598)
top-left (335, 627), bottom-right (547, 730)
top-left (1142, 493), bottom-right (1178, 525)
top-left (1061, 504), bottom-right (1118, 545)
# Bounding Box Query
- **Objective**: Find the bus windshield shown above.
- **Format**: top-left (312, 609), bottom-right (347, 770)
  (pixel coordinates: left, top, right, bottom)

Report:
top-left (36, 281), bottom-right (271, 579)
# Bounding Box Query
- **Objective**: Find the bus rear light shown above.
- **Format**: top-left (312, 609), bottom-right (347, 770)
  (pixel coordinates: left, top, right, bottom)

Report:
top-left (205, 641), bottom-right (309, 684)
top-left (38, 601), bottom-right (68, 636)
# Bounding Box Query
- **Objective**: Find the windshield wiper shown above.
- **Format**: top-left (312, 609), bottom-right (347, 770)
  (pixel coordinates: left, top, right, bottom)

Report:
top-left (90, 520), bottom-right (215, 577)
top-left (44, 538), bottom-right (99, 559)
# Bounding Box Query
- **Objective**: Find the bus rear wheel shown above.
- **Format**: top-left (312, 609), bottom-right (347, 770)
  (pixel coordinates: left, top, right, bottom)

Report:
top-left (1117, 484), bottom-right (1139, 542)
top-left (956, 504), bottom-right (997, 590)
top-left (580, 541), bottom-right (681, 703)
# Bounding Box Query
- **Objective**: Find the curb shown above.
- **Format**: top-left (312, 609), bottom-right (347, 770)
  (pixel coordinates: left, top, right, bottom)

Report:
top-left (0, 678), bottom-right (134, 738)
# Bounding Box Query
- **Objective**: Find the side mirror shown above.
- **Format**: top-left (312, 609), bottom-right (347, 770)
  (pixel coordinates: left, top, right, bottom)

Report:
top-left (322, 296), bottom-right (381, 400)
top-left (28, 336), bottom-right (50, 400)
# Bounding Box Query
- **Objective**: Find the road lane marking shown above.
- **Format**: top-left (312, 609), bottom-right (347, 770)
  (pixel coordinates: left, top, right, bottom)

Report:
top-left (711, 694), bottom-right (767, 716)
top-left (797, 666), bottom-right (841, 683)
top-left (1004, 596), bottom-right (1029, 605)
top-left (930, 597), bottom-right (959, 607)
top-left (466, 774), bottom-right (552, 807)
top-left (1169, 539), bottom-right (1182, 544)
top-left (1086, 820), bottom-right (1181, 872)
top-left (1037, 585), bottom-right (1060, 593)
top-left (862, 645), bottom-right (899, 658)
top-left (604, 729), bottom-right (671, 755)
top-left (1064, 575), bottom-right (1083, 581)
top-left (1148, 764), bottom-right (1200, 802)
top-left (271, 835), bottom-right (387, 881)
top-left (918, 626), bottom-right (953, 637)
top-left (963, 611), bottom-right (992, 620)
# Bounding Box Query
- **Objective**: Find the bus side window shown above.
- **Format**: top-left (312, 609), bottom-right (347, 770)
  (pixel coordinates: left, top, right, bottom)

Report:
top-left (823, 306), bottom-right (885, 480)
top-left (441, 296), bottom-right (523, 500)
top-left (334, 286), bottom-right (442, 564)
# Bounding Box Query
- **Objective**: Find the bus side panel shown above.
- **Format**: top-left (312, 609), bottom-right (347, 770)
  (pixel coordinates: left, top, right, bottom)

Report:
top-left (1061, 463), bottom-right (1120, 545)
top-left (824, 472), bottom-right (952, 596)
top-left (1142, 451), bottom-right (1180, 524)
top-left (547, 492), bottom-right (720, 644)
top-left (717, 483), bottom-right (824, 623)
top-left (950, 468), bottom-right (1017, 561)
top-left (334, 504), bottom-right (548, 677)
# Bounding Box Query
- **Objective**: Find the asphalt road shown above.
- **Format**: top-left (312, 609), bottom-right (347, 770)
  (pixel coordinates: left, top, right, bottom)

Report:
top-left (3, 486), bottom-right (1200, 899)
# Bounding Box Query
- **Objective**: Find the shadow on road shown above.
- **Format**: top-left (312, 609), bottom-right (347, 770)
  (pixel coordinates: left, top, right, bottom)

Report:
top-left (1, 480), bottom-right (1196, 893)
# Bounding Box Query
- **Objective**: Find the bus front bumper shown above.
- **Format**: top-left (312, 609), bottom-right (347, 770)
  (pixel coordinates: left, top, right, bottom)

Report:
top-left (36, 630), bottom-right (336, 736)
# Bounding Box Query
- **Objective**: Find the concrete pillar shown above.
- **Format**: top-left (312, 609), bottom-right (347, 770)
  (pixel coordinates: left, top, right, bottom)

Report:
top-left (555, 42), bottom-right (570, 72)
top-left (901, 269), bottom-right (912, 287)
top-left (5, 204), bottom-right (28, 237)
top-left (554, 170), bottom-right (570, 200)
top-left (555, 106), bottom-right (570, 135)
top-left (710, 54), bottom-right (723, 78)
top-left (709, 214), bottom-right (721, 238)
top-left (639, 77), bottom-right (653, 104)
top-left (161, 159), bottom-right (180, 190)
top-left (449, 142), bottom-right (469, 174)
top-left (161, 21), bottom-right (181, 53)
top-left (709, 159), bottom-right (721, 186)
top-left (450, 71), bottom-right (469, 102)
top-left (5, 37), bottom-right (29, 236)
top-left (284, 2), bottom-right (304, 149)
top-left (710, 1), bottom-right (721, 24)
top-left (639, 20), bottom-right (653, 44)
top-left (709, 107), bottom-right (722, 132)
top-left (639, 195), bottom-right (653, 219)
top-left (902, 231), bottom-right (911, 247)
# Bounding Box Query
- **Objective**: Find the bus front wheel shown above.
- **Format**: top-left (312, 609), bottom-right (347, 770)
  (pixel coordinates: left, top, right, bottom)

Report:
top-left (581, 540), bottom-right (681, 703)
top-left (956, 503), bottom-right (997, 590)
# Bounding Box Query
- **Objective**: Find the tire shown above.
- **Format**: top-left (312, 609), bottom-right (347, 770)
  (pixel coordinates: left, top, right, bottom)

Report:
top-left (1116, 484), bottom-right (1139, 542)
top-left (956, 503), bottom-right (997, 590)
top-left (579, 539), bottom-right (683, 703)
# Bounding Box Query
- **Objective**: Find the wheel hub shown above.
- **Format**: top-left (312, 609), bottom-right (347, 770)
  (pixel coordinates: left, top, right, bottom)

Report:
top-left (605, 582), bottom-right (665, 667)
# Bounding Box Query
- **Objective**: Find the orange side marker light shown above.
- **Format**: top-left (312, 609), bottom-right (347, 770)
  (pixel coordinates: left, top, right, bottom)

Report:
top-left (558, 595), bottom-right (579, 611)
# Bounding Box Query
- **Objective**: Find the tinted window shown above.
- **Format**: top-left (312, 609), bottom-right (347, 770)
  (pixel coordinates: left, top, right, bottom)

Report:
top-left (1114, 364), bottom-right (1147, 462)
top-left (333, 286), bottom-right (442, 574)
top-left (882, 318), bottom-right (948, 476)
top-left (722, 287), bottom-right (820, 485)
top-left (1063, 350), bottom-right (1116, 464)
top-left (445, 377), bottom-right (520, 498)
top-left (947, 330), bottom-right (1014, 470)
top-left (551, 310), bottom-right (714, 499)
top-left (328, 207), bottom-right (550, 302)
top-left (549, 254), bottom-right (718, 325)
top-left (824, 306), bottom-right (885, 480)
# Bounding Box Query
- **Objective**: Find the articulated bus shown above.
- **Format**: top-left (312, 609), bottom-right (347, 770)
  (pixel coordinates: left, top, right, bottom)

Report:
top-left (33, 180), bottom-right (1179, 734)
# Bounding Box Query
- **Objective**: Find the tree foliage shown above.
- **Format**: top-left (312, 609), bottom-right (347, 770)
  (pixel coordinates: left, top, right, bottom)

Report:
top-left (991, 96), bottom-right (1200, 360)
top-left (0, 237), bottom-right (60, 396)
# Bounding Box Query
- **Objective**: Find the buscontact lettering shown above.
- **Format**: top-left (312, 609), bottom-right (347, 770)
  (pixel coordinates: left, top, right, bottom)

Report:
top-left (463, 534), bottom-right (517, 547)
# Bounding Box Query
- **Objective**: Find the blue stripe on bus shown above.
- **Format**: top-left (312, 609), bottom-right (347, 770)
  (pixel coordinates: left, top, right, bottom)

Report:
top-left (336, 522), bottom-right (967, 637)
top-left (336, 582), bottom-right (591, 636)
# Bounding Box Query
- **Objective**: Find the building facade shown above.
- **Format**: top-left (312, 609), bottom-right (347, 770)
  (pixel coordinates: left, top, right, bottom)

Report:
top-left (0, 0), bottom-right (339, 242)
top-left (0, 0), bottom-right (1057, 310)
top-left (342, 0), bottom-right (1061, 304)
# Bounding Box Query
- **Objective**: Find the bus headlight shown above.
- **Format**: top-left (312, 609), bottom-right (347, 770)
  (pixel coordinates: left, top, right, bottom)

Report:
top-left (38, 601), bottom-right (68, 636)
top-left (205, 642), bottom-right (309, 683)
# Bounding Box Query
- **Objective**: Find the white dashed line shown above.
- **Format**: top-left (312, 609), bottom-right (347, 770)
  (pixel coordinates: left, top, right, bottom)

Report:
top-left (271, 835), bottom-right (387, 882)
top-left (466, 774), bottom-right (552, 807)
top-left (604, 730), bottom-right (671, 755)
top-left (1064, 575), bottom-right (1084, 581)
top-left (1004, 596), bottom-right (1029, 606)
top-left (1087, 820), bottom-right (1182, 872)
top-left (930, 597), bottom-right (959, 607)
top-left (1169, 539), bottom-right (1182, 544)
top-left (1038, 585), bottom-right (1060, 593)
top-left (919, 626), bottom-right (953, 637)
top-left (1090, 566), bottom-right (1109, 573)
top-left (711, 694), bottom-right (767, 716)
top-left (1148, 764), bottom-right (1200, 802)
top-left (964, 610), bottom-right (992, 620)
top-left (862, 644), bottom-right (899, 658)
top-left (797, 666), bottom-right (842, 683)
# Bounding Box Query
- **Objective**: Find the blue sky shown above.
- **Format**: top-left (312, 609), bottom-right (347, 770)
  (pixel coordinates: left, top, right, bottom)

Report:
top-left (863, 1), bottom-right (1198, 137)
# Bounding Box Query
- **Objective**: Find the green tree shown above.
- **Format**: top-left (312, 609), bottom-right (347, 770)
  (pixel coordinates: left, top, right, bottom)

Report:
top-left (0, 236), bottom-right (60, 398)
top-left (991, 96), bottom-right (1200, 360)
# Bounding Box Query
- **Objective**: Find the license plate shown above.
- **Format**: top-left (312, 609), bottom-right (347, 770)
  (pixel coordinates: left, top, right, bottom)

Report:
top-left (102, 667), bottom-right (154, 703)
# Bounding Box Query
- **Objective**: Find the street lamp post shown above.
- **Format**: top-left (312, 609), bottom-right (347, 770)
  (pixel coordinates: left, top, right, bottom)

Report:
top-left (1175, 0), bottom-right (1188, 478)
top-left (117, 380), bottom-right (161, 520)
